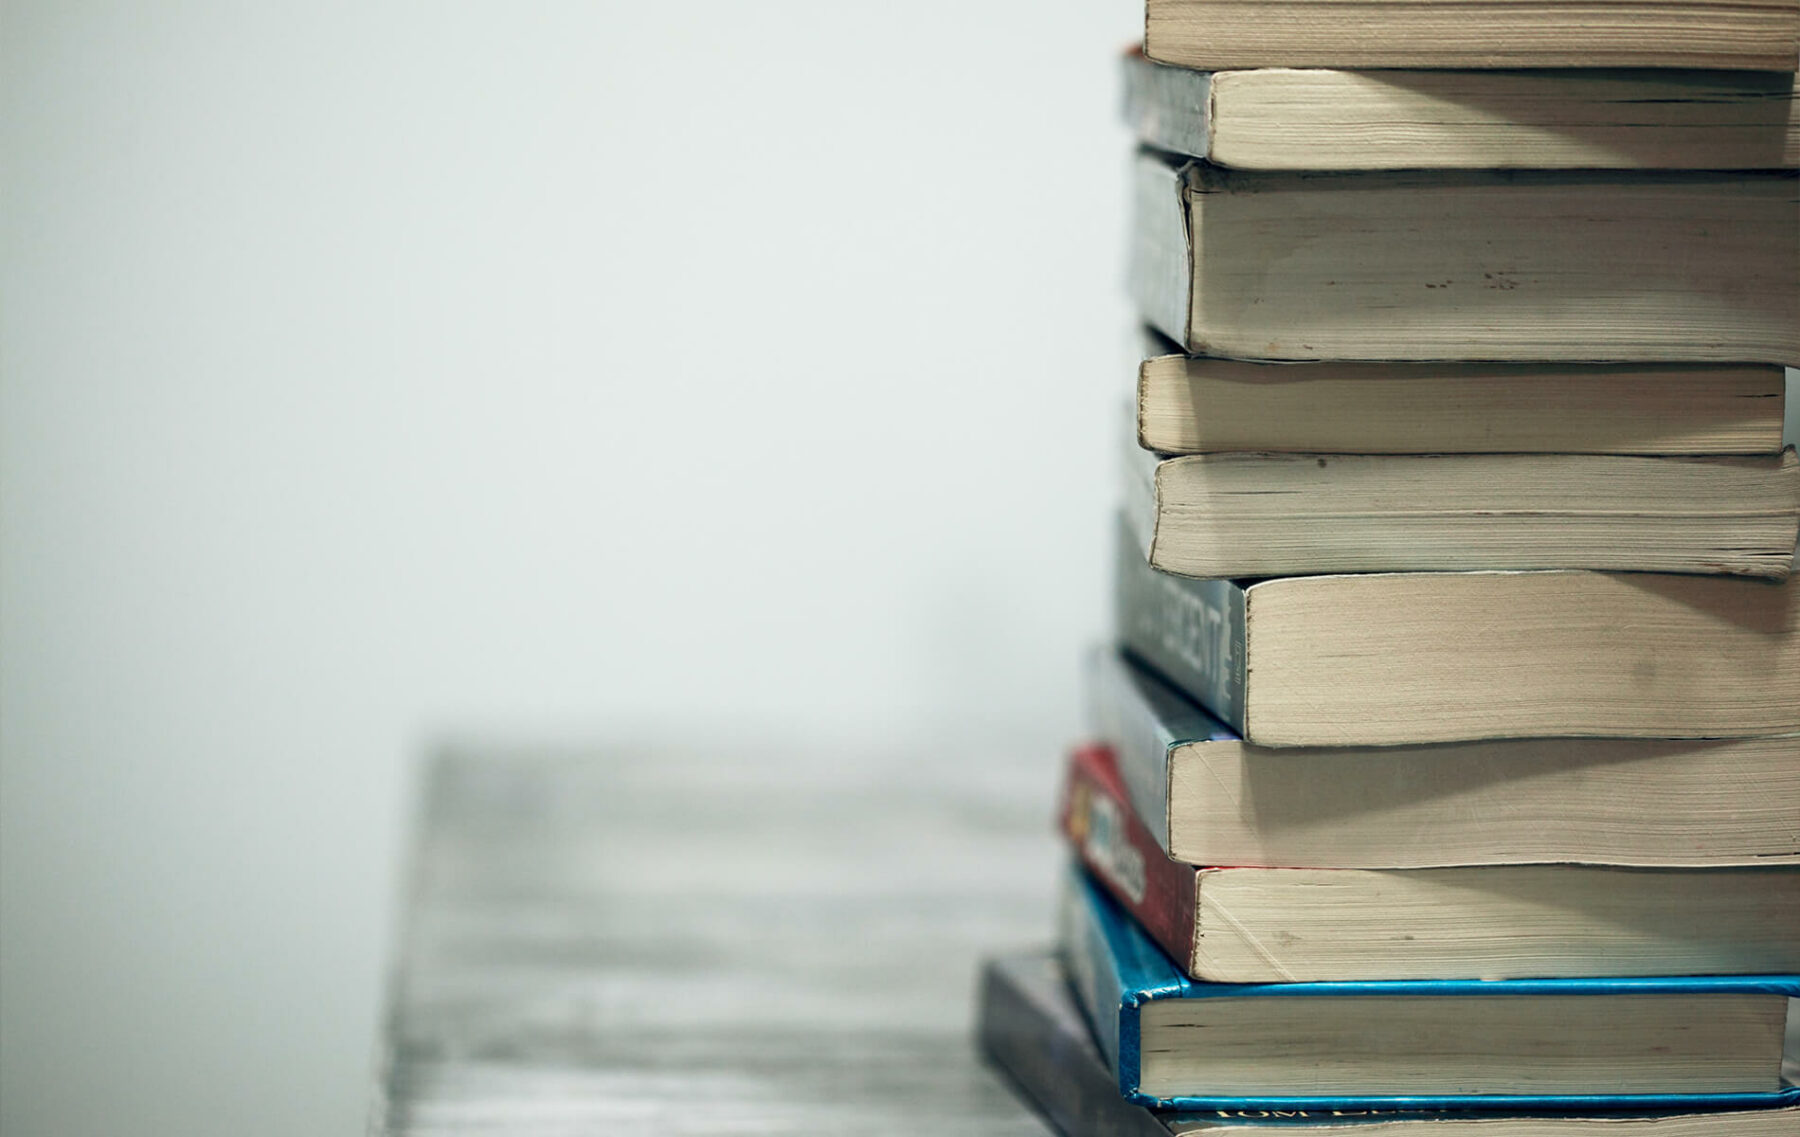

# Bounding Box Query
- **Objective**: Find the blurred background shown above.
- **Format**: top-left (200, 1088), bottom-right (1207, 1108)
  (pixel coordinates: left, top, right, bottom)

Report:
top-left (2, 2), bottom-right (1140, 1134)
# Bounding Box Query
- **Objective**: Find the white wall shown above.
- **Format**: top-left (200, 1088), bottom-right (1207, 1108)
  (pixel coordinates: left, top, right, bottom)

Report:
top-left (1, 3), bottom-right (1138, 1135)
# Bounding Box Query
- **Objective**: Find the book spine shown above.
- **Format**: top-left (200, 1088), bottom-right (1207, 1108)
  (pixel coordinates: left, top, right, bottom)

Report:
top-left (1061, 746), bottom-right (1200, 976)
top-left (1121, 52), bottom-right (1212, 162)
top-left (1084, 651), bottom-right (1176, 856)
top-left (1128, 151), bottom-right (1195, 350)
top-left (1057, 866), bottom-right (1141, 1099)
top-left (975, 955), bottom-right (1176, 1137)
top-left (1114, 515), bottom-right (1247, 732)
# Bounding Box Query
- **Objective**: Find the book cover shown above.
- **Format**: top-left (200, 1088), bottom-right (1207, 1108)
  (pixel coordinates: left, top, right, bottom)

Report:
top-left (1084, 644), bottom-right (1238, 859)
top-left (1058, 866), bottom-right (1800, 1111)
top-left (1061, 741), bottom-right (1200, 974)
top-left (1112, 512), bottom-right (1247, 734)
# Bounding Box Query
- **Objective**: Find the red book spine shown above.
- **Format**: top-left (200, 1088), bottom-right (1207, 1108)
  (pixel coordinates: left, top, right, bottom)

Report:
top-left (1059, 742), bottom-right (1199, 975)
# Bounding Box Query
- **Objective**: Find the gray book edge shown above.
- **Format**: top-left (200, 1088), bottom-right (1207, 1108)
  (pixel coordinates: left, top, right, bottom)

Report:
top-left (1128, 150), bottom-right (1196, 352)
top-left (1084, 648), bottom-right (1178, 854)
top-left (1085, 648), bottom-right (1238, 858)
top-left (1122, 52), bottom-right (1212, 162)
top-left (1113, 513), bottom-right (1247, 734)
top-left (977, 952), bottom-right (1178, 1137)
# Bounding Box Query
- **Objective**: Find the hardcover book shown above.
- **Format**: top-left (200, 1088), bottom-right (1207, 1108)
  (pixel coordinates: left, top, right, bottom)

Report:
top-left (977, 950), bottom-right (1800, 1137)
top-left (1122, 53), bottom-right (1800, 171)
top-left (1060, 740), bottom-right (1800, 982)
top-left (1129, 150), bottom-right (1799, 364)
top-left (1084, 648), bottom-right (1800, 869)
top-left (1141, 0), bottom-right (1800, 71)
top-left (1123, 440), bottom-right (1800, 579)
top-left (1057, 866), bottom-right (1800, 1111)
top-left (1112, 516), bottom-right (1800, 746)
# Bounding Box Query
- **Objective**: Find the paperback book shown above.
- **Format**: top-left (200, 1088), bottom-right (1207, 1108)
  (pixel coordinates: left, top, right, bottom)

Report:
top-left (1060, 739), bottom-right (1800, 982)
top-left (1123, 440), bottom-right (1800, 579)
top-left (1141, 0), bottom-right (1800, 71)
top-left (1129, 150), bottom-right (1799, 363)
top-left (1084, 648), bottom-right (1800, 869)
top-left (1112, 516), bottom-right (1800, 746)
top-left (1122, 52), bottom-right (1800, 171)
top-left (1134, 341), bottom-right (1789, 456)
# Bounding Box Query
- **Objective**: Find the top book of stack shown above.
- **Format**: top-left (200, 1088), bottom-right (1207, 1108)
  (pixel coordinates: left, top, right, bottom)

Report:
top-left (1145, 0), bottom-right (1800, 71)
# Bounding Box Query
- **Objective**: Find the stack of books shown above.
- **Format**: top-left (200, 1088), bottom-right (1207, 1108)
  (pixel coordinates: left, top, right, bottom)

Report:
top-left (978, 3), bottom-right (1800, 1135)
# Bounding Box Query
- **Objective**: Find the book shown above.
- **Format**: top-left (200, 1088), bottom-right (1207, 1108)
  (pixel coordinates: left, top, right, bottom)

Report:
top-left (1113, 517), bottom-right (1800, 745)
top-left (1060, 740), bottom-right (1800, 983)
top-left (976, 949), bottom-right (1800, 1137)
top-left (1129, 151), bottom-right (1800, 364)
top-left (1135, 344), bottom-right (1788, 456)
top-left (1057, 866), bottom-right (1800, 1110)
top-left (1123, 54), bottom-right (1800, 171)
top-left (1123, 443), bottom-right (1799, 579)
top-left (1086, 648), bottom-right (1800, 869)
top-left (1141, 0), bottom-right (1800, 72)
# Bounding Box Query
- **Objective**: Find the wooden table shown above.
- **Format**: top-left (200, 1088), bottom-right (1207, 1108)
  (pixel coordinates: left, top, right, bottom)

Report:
top-left (369, 743), bottom-right (1064, 1135)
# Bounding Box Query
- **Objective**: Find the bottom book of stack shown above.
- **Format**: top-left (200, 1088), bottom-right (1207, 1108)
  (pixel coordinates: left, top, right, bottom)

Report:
top-left (976, 949), bottom-right (1800, 1137)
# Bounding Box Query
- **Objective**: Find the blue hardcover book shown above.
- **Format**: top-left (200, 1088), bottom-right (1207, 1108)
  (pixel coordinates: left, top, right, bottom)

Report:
top-left (978, 950), bottom-right (1800, 1137)
top-left (1058, 867), bottom-right (1800, 1113)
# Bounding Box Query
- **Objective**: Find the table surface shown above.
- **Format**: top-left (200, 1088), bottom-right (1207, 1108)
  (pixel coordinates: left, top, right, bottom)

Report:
top-left (369, 742), bottom-right (1065, 1135)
